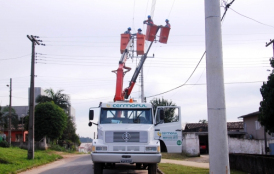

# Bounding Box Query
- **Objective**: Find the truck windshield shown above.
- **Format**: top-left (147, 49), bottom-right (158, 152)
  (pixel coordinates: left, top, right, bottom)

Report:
top-left (100, 108), bottom-right (153, 124)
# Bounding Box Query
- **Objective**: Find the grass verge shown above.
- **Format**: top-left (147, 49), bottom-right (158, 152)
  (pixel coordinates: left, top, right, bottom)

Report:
top-left (0, 147), bottom-right (62, 174)
top-left (161, 153), bottom-right (188, 160)
top-left (158, 163), bottom-right (246, 174)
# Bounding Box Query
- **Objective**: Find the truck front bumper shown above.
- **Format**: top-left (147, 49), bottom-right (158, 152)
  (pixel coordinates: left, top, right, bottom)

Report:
top-left (91, 153), bottom-right (161, 163)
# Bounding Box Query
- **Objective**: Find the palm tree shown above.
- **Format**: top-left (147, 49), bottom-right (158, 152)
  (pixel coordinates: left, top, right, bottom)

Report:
top-left (36, 88), bottom-right (70, 112)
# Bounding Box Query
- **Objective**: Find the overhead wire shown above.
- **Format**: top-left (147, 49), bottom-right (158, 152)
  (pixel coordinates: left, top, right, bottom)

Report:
top-left (221, 0), bottom-right (235, 21)
top-left (145, 0), bottom-right (237, 98)
top-left (132, 0), bottom-right (136, 31)
top-left (38, 32), bottom-right (273, 41)
top-left (143, 0), bottom-right (150, 31)
top-left (167, 0), bottom-right (176, 19)
top-left (146, 51), bottom-right (206, 98)
top-left (150, 0), bottom-right (157, 19)
top-left (230, 8), bottom-right (274, 29)
top-left (0, 54), bottom-right (30, 61)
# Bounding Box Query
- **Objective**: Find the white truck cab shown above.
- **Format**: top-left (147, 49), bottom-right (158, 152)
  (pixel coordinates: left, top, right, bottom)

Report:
top-left (88, 100), bottom-right (182, 174)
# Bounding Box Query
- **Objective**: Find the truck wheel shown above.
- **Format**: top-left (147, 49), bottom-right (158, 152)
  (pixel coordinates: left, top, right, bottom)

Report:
top-left (94, 162), bottom-right (103, 174)
top-left (136, 163), bottom-right (141, 169)
top-left (148, 163), bottom-right (157, 174)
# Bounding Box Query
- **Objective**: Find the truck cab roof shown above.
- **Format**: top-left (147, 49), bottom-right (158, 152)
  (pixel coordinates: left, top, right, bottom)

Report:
top-left (101, 102), bottom-right (152, 109)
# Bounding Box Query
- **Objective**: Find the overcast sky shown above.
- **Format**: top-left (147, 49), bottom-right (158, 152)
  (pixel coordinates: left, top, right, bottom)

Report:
top-left (1, 0), bottom-right (274, 138)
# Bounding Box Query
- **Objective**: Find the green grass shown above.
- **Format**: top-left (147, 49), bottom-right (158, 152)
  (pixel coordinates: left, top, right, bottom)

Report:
top-left (161, 153), bottom-right (188, 160)
top-left (158, 163), bottom-right (246, 174)
top-left (0, 147), bottom-right (62, 174)
top-left (160, 153), bottom-right (246, 174)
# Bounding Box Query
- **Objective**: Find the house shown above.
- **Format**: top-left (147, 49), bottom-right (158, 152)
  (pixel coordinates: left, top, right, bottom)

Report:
top-left (3, 124), bottom-right (28, 142)
top-left (78, 143), bottom-right (92, 153)
top-left (238, 111), bottom-right (274, 140)
top-left (182, 122), bottom-right (245, 156)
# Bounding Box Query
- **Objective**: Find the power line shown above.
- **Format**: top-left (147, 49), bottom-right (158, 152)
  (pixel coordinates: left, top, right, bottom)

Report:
top-left (221, 0), bottom-right (235, 21)
top-left (230, 8), bottom-right (274, 29)
top-left (38, 53), bottom-right (117, 58)
top-left (167, 0), bottom-right (176, 19)
top-left (146, 51), bottom-right (206, 98)
top-left (132, 0), bottom-right (136, 31)
top-left (37, 32), bottom-right (273, 40)
top-left (146, 81), bottom-right (264, 99)
top-left (0, 54), bottom-right (30, 61)
top-left (145, 0), bottom-right (237, 98)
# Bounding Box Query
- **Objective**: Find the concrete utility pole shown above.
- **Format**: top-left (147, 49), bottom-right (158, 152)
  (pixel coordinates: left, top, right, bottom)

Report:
top-left (27, 35), bottom-right (44, 159)
top-left (7, 78), bottom-right (12, 146)
top-left (204, 0), bottom-right (230, 174)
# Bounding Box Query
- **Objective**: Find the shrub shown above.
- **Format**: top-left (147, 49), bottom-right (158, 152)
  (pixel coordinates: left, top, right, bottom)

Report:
top-left (0, 141), bottom-right (10, 148)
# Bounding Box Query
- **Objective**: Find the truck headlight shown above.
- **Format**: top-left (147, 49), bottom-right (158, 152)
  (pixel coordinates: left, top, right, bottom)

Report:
top-left (145, 147), bottom-right (157, 152)
top-left (96, 146), bottom-right (107, 151)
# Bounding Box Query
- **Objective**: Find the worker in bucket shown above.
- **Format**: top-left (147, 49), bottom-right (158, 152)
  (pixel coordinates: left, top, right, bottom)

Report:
top-left (143, 15), bottom-right (154, 25)
top-left (124, 27), bottom-right (132, 34)
top-left (165, 19), bottom-right (171, 28)
top-left (132, 28), bottom-right (143, 36)
top-left (137, 28), bottom-right (142, 34)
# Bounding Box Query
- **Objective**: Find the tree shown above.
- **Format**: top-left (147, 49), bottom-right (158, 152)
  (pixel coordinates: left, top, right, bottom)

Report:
top-left (59, 116), bottom-right (80, 148)
top-left (36, 88), bottom-right (70, 112)
top-left (150, 98), bottom-right (177, 123)
top-left (0, 105), bottom-right (19, 130)
top-left (34, 102), bottom-right (67, 141)
top-left (199, 119), bottom-right (208, 123)
top-left (259, 58), bottom-right (274, 134)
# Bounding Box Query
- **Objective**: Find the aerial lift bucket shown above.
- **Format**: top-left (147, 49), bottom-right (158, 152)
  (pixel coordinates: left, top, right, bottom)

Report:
top-left (145, 25), bottom-right (158, 41)
top-left (136, 34), bottom-right (145, 55)
top-left (120, 34), bottom-right (131, 54)
top-left (159, 27), bottom-right (170, 44)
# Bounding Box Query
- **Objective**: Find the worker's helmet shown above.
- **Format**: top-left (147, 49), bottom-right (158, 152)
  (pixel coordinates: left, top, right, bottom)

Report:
top-left (148, 15), bottom-right (151, 18)
top-left (138, 28), bottom-right (142, 31)
top-left (128, 27), bottom-right (131, 30)
top-left (165, 19), bottom-right (169, 22)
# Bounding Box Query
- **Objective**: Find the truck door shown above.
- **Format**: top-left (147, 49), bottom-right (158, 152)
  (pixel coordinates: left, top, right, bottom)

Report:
top-left (154, 106), bottom-right (182, 153)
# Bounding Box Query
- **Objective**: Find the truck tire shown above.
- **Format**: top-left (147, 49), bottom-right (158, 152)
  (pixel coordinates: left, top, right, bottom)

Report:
top-left (136, 163), bottom-right (141, 169)
top-left (148, 163), bottom-right (157, 174)
top-left (94, 162), bottom-right (103, 174)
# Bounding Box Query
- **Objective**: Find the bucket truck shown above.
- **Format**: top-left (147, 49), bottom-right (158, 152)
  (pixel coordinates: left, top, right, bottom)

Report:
top-left (88, 25), bottom-right (182, 174)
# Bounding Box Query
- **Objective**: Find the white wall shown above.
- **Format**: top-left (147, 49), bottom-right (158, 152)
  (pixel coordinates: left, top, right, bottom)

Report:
top-left (182, 133), bottom-right (200, 156)
top-left (228, 137), bottom-right (274, 154)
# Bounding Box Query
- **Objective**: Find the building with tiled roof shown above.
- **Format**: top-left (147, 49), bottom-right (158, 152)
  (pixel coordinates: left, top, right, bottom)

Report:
top-left (184, 122), bottom-right (244, 134)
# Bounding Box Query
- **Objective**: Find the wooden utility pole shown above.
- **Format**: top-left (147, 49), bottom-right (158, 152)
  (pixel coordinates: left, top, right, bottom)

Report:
top-left (26, 35), bottom-right (44, 159)
top-left (8, 78), bottom-right (12, 146)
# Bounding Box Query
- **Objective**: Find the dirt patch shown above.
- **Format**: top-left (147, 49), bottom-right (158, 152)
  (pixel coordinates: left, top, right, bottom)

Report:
top-left (50, 151), bottom-right (83, 158)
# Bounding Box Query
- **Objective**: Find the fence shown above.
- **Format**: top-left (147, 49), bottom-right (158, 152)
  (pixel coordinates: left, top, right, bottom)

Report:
top-left (230, 153), bottom-right (274, 174)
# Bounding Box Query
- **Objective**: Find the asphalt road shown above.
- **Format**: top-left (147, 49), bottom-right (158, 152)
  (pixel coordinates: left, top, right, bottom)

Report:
top-left (19, 154), bottom-right (149, 174)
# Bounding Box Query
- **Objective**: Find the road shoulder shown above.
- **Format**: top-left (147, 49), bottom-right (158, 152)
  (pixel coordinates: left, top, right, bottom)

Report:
top-left (19, 154), bottom-right (88, 174)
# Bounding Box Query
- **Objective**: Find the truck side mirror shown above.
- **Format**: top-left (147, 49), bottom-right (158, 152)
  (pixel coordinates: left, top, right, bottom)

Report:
top-left (88, 122), bottom-right (92, 127)
top-left (160, 110), bottom-right (165, 120)
top-left (89, 110), bottom-right (94, 120)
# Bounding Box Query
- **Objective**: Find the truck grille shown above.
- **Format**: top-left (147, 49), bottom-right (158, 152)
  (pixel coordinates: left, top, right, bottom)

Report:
top-left (105, 131), bottom-right (147, 143)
